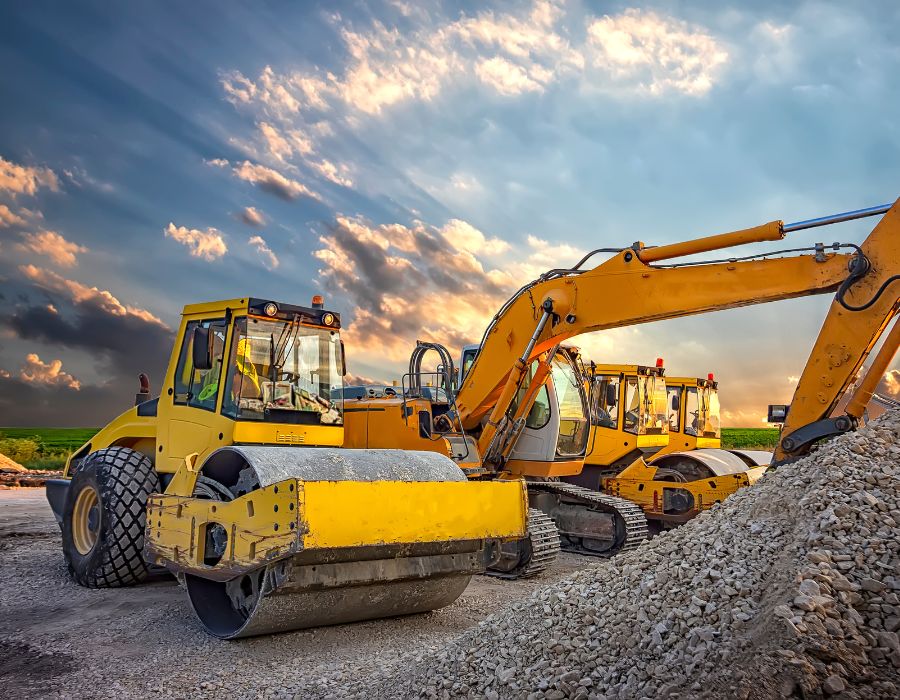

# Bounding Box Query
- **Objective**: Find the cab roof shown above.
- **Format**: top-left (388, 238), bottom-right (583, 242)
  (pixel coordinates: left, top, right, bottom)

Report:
top-left (181, 297), bottom-right (341, 328)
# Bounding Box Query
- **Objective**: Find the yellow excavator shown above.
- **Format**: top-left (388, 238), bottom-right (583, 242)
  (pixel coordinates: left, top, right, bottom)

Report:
top-left (344, 200), bottom-right (899, 569)
top-left (46, 297), bottom-right (528, 638)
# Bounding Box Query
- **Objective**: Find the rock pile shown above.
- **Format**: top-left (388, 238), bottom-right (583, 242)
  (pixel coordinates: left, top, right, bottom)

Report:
top-left (380, 410), bottom-right (900, 699)
top-left (0, 453), bottom-right (61, 488)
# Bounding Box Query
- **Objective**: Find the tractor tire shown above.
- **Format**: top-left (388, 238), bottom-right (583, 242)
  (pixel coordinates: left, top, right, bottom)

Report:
top-left (61, 447), bottom-right (159, 588)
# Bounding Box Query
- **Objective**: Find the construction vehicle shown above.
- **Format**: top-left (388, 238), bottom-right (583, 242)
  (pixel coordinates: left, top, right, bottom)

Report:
top-left (582, 369), bottom-right (768, 529)
top-left (344, 200), bottom-right (899, 569)
top-left (45, 297), bottom-right (528, 638)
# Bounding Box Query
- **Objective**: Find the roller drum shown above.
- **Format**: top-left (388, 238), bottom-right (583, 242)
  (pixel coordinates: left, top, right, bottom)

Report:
top-left (185, 447), bottom-right (475, 639)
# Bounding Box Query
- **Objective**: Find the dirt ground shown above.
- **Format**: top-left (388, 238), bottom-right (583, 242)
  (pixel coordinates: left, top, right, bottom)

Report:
top-left (0, 488), bottom-right (593, 699)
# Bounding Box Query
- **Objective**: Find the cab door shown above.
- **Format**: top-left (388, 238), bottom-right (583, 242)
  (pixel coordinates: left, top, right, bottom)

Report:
top-left (160, 318), bottom-right (229, 472)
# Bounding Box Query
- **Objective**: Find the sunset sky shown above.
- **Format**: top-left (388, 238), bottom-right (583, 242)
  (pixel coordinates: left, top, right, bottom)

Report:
top-left (0, 0), bottom-right (897, 427)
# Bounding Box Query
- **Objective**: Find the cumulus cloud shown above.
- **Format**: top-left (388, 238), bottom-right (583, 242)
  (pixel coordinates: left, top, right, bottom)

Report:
top-left (585, 9), bottom-right (727, 95)
top-left (18, 230), bottom-right (88, 267)
top-left (881, 369), bottom-right (900, 399)
top-left (0, 204), bottom-right (26, 228)
top-left (164, 222), bottom-right (228, 261)
top-left (0, 156), bottom-right (59, 197)
top-left (18, 353), bottom-right (80, 390)
top-left (230, 160), bottom-right (321, 201)
top-left (311, 213), bottom-right (595, 362)
top-left (2, 266), bottom-right (175, 424)
top-left (238, 206), bottom-right (266, 227)
top-left (18, 264), bottom-right (166, 327)
top-left (440, 219), bottom-right (510, 256)
top-left (248, 235), bottom-right (279, 268)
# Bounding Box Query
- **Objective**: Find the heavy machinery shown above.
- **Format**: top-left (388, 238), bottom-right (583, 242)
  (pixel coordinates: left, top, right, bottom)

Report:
top-left (344, 200), bottom-right (899, 569)
top-left (45, 297), bottom-right (528, 638)
top-left (585, 370), bottom-right (768, 529)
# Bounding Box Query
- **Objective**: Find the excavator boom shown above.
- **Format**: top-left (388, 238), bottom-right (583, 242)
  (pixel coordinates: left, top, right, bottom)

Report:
top-left (457, 201), bottom-right (900, 467)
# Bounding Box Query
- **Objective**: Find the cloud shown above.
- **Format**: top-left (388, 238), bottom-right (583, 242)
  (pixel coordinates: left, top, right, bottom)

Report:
top-left (18, 264), bottom-right (167, 327)
top-left (18, 353), bottom-right (80, 389)
top-left (223, 3), bottom-right (724, 124)
top-left (2, 267), bottom-right (175, 424)
top-left (440, 219), bottom-right (510, 256)
top-left (787, 375), bottom-right (800, 384)
top-left (248, 235), bottom-right (279, 268)
top-left (231, 160), bottom-right (321, 201)
top-left (585, 9), bottom-right (727, 95)
top-left (475, 56), bottom-right (546, 96)
top-left (237, 206), bottom-right (266, 227)
top-left (881, 369), bottom-right (899, 399)
top-left (0, 156), bottom-right (59, 198)
top-left (18, 230), bottom-right (88, 267)
top-left (164, 222), bottom-right (228, 261)
top-left (0, 204), bottom-right (26, 228)
top-left (313, 214), bottom-right (567, 361)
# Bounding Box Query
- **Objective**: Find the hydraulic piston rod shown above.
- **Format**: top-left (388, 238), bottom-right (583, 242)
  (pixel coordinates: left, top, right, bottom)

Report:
top-left (784, 203), bottom-right (893, 233)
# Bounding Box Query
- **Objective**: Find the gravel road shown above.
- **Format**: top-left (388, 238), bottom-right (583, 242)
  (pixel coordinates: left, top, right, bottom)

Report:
top-left (0, 489), bottom-right (592, 699)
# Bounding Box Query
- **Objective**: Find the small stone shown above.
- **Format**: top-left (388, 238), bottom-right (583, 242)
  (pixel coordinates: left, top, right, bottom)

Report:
top-left (861, 577), bottom-right (886, 593)
top-left (822, 675), bottom-right (845, 695)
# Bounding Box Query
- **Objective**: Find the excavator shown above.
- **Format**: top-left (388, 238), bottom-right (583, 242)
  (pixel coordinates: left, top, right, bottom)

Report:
top-left (45, 297), bottom-right (529, 638)
top-left (344, 199), bottom-right (900, 571)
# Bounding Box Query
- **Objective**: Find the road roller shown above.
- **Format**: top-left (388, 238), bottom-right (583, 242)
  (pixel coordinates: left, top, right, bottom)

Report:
top-left (45, 296), bottom-right (527, 638)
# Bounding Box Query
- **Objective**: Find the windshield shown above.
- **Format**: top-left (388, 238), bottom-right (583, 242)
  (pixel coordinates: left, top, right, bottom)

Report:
top-left (222, 316), bottom-right (343, 425)
top-left (623, 374), bottom-right (669, 435)
top-left (684, 385), bottom-right (720, 438)
top-left (552, 357), bottom-right (589, 457)
top-left (702, 386), bottom-right (721, 438)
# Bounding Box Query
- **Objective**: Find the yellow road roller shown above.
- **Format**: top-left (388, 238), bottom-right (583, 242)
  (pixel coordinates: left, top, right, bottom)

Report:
top-left (45, 296), bottom-right (527, 638)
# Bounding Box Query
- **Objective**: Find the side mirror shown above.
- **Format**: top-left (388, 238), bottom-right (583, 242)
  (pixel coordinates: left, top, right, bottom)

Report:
top-left (671, 394), bottom-right (680, 412)
top-left (192, 327), bottom-right (212, 371)
top-left (605, 383), bottom-right (618, 407)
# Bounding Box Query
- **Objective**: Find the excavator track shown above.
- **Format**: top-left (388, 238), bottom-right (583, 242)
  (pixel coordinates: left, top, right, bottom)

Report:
top-left (527, 482), bottom-right (648, 557)
top-left (485, 508), bottom-right (560, 580)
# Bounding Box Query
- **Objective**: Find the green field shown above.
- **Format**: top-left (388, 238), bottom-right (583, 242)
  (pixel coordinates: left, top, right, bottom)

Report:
top-left (720, 428), bottom-right (779, 450)
top-left (0, 427), bottom-right (98, 470)
top-left (0, 427), bottom-right (98, 452)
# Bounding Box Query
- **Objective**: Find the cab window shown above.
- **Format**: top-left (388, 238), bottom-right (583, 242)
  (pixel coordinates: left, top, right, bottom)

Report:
top-left (623, 376), bottom-right (640, 432)
top-left (591, 376), bottom-right (619, 429)
top-left (173, 319), bottom-right (227, 411)
top-left (510, 361), bottom-right (552, 430)
top-left (667, 386), bottom-right (682, 433)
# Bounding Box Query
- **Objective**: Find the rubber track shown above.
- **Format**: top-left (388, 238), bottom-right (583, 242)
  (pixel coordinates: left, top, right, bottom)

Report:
top-left (80, 447), bottom-right (158, 587)
top-left (485, 508), bottom-right (560, 580)
top-left (528, 482), bottom-right (649, 557)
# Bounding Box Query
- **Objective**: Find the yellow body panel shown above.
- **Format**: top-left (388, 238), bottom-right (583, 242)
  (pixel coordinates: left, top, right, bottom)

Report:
top-left (146, 478), bottom-right (528, 580)
top-left (602, 459), bottom-right (762, 522)
top-left (302, 480), bottom-right (527, 548)
top-left (505, 458), bottom-right (583, 477)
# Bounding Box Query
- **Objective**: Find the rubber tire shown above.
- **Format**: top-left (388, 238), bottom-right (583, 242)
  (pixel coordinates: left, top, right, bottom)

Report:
top-left (61, 447), bottom-right (159, 588)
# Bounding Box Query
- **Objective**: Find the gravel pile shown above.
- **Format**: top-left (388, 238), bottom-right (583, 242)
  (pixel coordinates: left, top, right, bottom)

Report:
top-left (373, 410), bottom-right (900, 699)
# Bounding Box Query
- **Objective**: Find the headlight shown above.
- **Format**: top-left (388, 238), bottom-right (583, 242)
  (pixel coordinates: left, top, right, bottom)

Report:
top-left (321, 312), bottom-right (335, 326)
top-left (264, 302), bottom-right (278, 317)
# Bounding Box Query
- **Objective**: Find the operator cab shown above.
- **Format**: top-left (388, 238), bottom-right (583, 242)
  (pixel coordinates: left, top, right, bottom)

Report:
top-left (665, 374), bottom-right (721, 450)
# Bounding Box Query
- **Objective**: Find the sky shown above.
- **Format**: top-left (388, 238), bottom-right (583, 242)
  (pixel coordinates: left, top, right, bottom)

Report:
top-left (0, 0), bottom-right (897, 427)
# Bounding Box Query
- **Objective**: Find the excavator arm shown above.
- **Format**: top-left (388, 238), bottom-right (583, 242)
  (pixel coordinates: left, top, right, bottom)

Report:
top-left (457, 200), bottom-right (900, 464)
